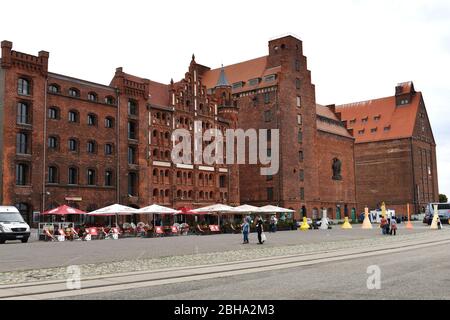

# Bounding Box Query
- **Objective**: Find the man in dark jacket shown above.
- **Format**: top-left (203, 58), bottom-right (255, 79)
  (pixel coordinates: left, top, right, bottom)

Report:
top-left (256, 216), bottom-right (264, 244)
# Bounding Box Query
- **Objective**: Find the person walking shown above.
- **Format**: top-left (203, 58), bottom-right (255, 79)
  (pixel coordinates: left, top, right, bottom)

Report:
top-left (390, 218), bottom-right (397, 236)
top-left (242, 218), bottom-right (250, 244)
top-left (256, 216), bottom-right (264, 244)
top-left (380, 216), bottom-right (388, 235)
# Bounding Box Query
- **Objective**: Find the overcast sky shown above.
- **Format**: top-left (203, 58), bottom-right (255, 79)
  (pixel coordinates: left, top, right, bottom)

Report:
top-left (1, 0), bottom-right (449, 196)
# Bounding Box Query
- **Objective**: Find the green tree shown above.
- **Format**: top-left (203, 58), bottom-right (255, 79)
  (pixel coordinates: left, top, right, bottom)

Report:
top-left (439, 194), bottom-right (448, 203)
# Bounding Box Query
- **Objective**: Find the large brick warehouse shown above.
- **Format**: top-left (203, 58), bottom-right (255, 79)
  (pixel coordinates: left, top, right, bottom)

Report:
top-left (0, 35), bottom-right (438, 224)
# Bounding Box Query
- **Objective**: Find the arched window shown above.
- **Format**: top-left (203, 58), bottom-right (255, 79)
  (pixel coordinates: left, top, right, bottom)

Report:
top-left (17, 102), bottom-right (30, 124)
top-left (48, 84), bottom-right (60, 93)
top-left (68, 87), bottom-right (80, 97)
top-left (165, 170), bottom-right (169, 177)
top-left (68, 167), bottom-right (78, 185)
top-left (48, 166), bottom-right (58, 183)
top-left (153, 189), bottom-right (158, 197)
top-left (18, 78), bottom-right (31, 95)
top-left (105, 170), bottom-right (113, 186)
top-left (199, 191), bottom-right (204, 199)
top-left (177, 190), bottom-right (182, 198)
top-left (209, 191), bottom-right (214, 199)
top-left (105, 143), bottom-right (113, 155)
top-left (188, 191), bottom-right (193, 199)
top-left (48, 107), bottom-right (59, 120)
top-left (68, 138), bottom-right (78, 152)
top-left (87, 140), bottom-right (96, 154)
top-left (87, 113), bottom-right (97, 126)
top-left (105, 96), bottom-right (115, 105)
top-left (153, 169), bottom-right (158, 176)
top-left (165, 189), bottom-right (170, 197)
top-left (48, 136), bottom-right (58, 149)
top-left (87, 169), bottom-right (96, 185)
top-left (105, 117), bottom-right (114, 128)
top-left (87, 92), bottom-right (97, 102)
top-left (68, 110), bottom-right (79, 123)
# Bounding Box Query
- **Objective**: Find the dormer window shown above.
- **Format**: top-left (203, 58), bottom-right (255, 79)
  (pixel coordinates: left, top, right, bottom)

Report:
top-left (358, 129), bottom-right (365, 135)
top-left (384, 125), bottom-right (391, 132)
top-left (264, 74), bottom-right (276, 82)
top-left (362, 117), bottom-right (368, 123)
top-left (248, 78), bottom-right (260, 86)
top-left (232, 82), bottom-right (244, 89)
top-left (371, 127), bottom-right (378, 133)
top-left (400, 99), bottom-right (409, 105)
top-left (349, 119), bottom-right (356, 125)
top-left (374, 115), bottom-right (381, 121)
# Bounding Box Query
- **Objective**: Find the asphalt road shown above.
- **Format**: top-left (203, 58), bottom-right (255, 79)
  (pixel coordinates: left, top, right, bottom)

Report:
top-left (0, 222), bottom-right (429, 272)
top-left (70, 239), bottom-right (450, 300)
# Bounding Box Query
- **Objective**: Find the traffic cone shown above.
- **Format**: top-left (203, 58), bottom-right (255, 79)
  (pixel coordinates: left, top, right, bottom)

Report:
top-left (300, 217), bottom-right (310, 230)
top-left (342, 216), bottom-right (352, 229)
top-left (361, 207), bottom-right (372, 229)
top-left (405, 203), bottom-right (413, 229)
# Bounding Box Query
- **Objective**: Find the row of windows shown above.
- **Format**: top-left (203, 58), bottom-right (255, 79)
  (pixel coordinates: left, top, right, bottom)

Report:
top-left (152, 170), bottom-right (227, 187)
top-left (350, 115), bottom-right (382, 125)
top-left (46, 136), bottom-right (115, 155)
top-left (48, 83), bottom-right (118, 106)
top-left (266, 187), bottom-right (304, 201)
top-left (48, 107), bottom-right (115, 128)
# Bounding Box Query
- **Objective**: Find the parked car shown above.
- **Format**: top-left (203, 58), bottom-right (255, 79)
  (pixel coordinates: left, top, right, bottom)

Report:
top-left (0, 206), bottom-right (31, 244)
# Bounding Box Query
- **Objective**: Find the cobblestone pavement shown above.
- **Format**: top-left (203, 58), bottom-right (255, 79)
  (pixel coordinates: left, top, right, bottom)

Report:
top-left (0, 223), bottom-right (445, 285)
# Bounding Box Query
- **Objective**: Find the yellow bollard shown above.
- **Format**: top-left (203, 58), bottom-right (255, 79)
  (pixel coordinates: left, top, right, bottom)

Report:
top-left (361, 207), bottom-right (372, 229)
top-left (405, 203), bottom-right (413, 229)
top-left (342, 216), bottom-right (353, 229)
top-left (381, 202), bottom-right (387, 219)
top-left (300, 217), bottom-right (310, 231)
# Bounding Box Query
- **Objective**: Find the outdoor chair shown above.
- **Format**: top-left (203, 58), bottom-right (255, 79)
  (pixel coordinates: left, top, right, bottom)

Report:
top-left (171, 225), bottom-right (180, 236)
top-left (154, 226), bottom-right (164, 237)
top-left (110, 227), bottom-right (121, 240)
top-left (57, 229), bottom-right (66, 242)
top-left (209, 225), bottom-right (220, 234)
top-left (70, 228), bottom-right (81, 241)
top-left (44, 229), bottom-right (56, 241)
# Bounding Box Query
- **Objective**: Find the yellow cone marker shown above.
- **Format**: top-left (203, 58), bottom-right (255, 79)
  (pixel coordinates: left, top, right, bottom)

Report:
top-left (405, 203), bottom-right (413, 229)
top-left (362, 206), bottom-right (372, 229)
top-left (430, 204), bottom-right (439, 230)
top-left (381, 202), bottom-right (387, 219)
top-left (300, 217), bottom-right (310, 231)
top-left (342, 216), bottom-right (352, 229)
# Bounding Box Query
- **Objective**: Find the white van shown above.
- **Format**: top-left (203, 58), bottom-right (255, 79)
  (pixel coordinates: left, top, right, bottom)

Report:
top-left (0, 206), bottom-right (31, 243)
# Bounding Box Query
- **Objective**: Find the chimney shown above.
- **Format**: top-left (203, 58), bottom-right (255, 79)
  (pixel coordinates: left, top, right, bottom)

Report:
top-left (38, 50), bottom-right (49, 74)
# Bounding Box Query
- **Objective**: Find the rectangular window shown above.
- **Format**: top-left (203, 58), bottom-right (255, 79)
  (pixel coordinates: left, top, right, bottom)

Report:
top-left (16, 163), bottom-right (28, 185)
top-left (128, 172), bottom-right (137, 196)
top-left (17, 102), bottom-right (29, 124)
top-left (128, 122), bottom-right (137, 139)
top-left (105, 171), bottom-right (113, 186)
top-left (68, 168), bottom-right (77, 185)
top-left (266, 174), bottom-right (273, 181)
top-left (128, 146), bottom-right (136, 164)
top-left (232, 82), bottom-right (243, 89)
top-left (219, 175), bottom-right (226, 188)
top-left (296, 78), bottom-right (301, 89)
top-left (264, 92), bottom-right (270, 104)
top-left (295, 60), bottom-right (300, 71)
top-left (299, 169), bottom-right (304, 181)
top-left (298, 131), bottom-right (303, 143)
top-left (297, 114), bottom-right (302, 125)
top-left (264, 110), bottom-right (272, 122)
top-left (299, 150), bottom-right (304, 162)
top-left (300, 187), bottom-right (305, 200)
top-left (267, 130), bottom-right (271, 142)
top-left (296, 96), bottom-right (301, 107)
top-left (16, 133), bottom-right (29, 154)
top-left (267, 187), bottom-right (274, 201)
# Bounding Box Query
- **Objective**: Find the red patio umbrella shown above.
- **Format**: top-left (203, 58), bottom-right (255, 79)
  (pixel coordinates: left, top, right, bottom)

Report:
top-left (42, 205), bottom-right (86, 215)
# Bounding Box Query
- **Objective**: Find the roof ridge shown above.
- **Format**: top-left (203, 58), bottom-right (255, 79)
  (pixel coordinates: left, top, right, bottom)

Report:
top-left (208, 55), bottom-right (268, 72)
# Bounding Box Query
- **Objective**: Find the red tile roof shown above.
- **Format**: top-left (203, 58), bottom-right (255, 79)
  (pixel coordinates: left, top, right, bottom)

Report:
top-left (201, 56), bottom-right (279, 93)
top-left (336, 92), bottom-right (421, 143)
top-left (316, 104), bottom-right (353, 139)
top-left (148, 80), bottom-right (170, 107)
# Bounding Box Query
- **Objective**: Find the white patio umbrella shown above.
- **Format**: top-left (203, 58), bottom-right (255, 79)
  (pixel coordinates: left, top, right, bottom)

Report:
top-left (190, 204), bottom-right (235, 225)
top-left (258, 205), bottom-right (295, 214)
top-left (137, 204), bottom-right (179, 226)
top-left (231, 204), bottom-right (262, 214)
top-left (88, 204), bottom-right (138, 225)
top-left (137, 204), bottom-right (178, 215)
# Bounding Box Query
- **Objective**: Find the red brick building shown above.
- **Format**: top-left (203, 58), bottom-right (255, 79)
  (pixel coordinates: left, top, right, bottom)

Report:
top-left (335, 82), bottom-right (439, 215)
top-left (0, 35), bottom-right (438, 223)
top-left (0, 41), bottom-right (239, 224)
